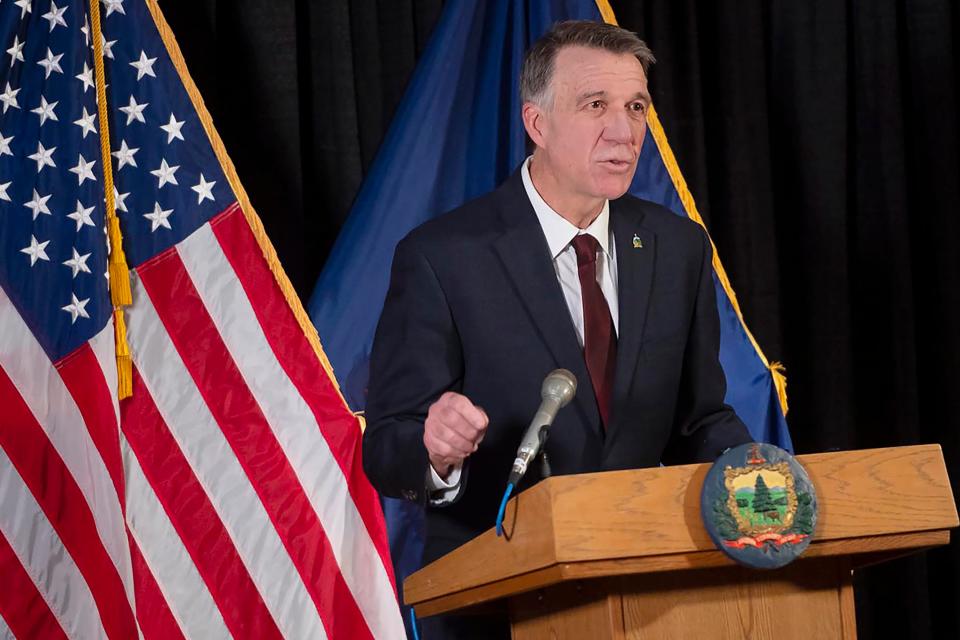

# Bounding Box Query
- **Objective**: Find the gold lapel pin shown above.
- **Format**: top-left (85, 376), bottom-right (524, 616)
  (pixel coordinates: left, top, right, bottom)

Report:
top-left (632, 233), bottom-right (643, 249)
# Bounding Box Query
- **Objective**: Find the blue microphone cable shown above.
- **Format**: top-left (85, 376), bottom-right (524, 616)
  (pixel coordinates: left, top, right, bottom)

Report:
top-left (408, 606), bottom-right (421, 640)
top-left (495, 482), bottom-right (514, 537)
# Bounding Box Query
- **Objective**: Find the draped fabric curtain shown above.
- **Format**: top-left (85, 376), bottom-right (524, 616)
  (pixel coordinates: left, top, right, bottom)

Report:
top-left (162, 1), bottom-right (959, 637)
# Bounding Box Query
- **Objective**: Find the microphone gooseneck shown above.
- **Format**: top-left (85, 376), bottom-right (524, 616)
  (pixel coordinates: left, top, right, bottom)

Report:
top-left (497, 369), bottom-right (576, 538)
top-left (506, 369), bottom-right (577, 486)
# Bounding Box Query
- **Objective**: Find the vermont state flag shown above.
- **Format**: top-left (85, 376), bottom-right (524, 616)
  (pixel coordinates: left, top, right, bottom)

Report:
top-left (308, 0), bottom-right (791, 634)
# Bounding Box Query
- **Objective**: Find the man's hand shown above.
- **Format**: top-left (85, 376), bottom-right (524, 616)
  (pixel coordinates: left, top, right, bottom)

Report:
top-left (424, 391), bottom-right (489, 479)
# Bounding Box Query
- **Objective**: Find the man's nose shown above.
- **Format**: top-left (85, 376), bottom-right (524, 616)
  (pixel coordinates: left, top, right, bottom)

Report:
top-left (602, 109), bottom-right (636, 144)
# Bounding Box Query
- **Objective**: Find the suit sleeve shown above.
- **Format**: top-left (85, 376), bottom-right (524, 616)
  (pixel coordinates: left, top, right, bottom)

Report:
top-left (362, 237), bottom-right (467, 504)
top-left (662, 228), bottom-right (753, 464)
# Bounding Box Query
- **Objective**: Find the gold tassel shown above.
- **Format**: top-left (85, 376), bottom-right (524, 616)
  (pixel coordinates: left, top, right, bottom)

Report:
top-left (769, 362), bottom-right (789, 416)
top-left (353, 411), bottom-right (367, 433)
top-left (114, 309), bottom-right (132, 399)
top-left (107, 217), bottom-right (132, 306)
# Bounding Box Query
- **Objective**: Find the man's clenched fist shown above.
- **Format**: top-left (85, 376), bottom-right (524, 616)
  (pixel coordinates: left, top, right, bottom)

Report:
top-left (424, 391), bottom-right (489, 479)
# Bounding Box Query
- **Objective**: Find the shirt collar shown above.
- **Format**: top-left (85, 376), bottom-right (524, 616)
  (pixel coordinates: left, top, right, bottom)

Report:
top-left (521, 156), bottom-right (611, 260)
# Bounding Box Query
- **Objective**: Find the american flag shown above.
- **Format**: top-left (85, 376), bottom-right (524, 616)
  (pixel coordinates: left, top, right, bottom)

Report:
top-left (0, 1), bottom-right (403, 638)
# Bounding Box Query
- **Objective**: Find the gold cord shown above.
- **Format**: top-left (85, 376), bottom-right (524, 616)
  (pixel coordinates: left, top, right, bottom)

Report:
top-left (89, 0), bottom-right (132, 399)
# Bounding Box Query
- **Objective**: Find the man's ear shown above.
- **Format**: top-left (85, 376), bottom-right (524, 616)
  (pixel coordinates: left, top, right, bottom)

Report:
top-left (521, 101), bottom-right (547, 148)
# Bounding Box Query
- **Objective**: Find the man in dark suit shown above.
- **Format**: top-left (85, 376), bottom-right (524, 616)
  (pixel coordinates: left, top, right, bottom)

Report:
top-left (363, 20), bottom-right (753, 639)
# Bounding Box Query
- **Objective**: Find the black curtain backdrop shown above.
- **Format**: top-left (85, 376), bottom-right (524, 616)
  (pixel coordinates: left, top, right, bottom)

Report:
top-left (160, 1), bottom-right (960, 637)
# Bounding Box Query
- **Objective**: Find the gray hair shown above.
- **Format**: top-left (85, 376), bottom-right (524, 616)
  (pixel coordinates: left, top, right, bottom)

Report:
top-left (520, 20), bottom-right (656, 108)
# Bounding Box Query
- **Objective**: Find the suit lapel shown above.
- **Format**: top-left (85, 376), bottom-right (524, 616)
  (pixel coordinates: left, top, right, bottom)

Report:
top-left (608, 202), bottom-right (656, 437)
top-left (491, 175), bottom-right (601, 432)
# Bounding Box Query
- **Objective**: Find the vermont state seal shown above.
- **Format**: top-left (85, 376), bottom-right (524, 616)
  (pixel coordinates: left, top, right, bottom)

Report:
top-left (700, 443), bottom-right (817, 569)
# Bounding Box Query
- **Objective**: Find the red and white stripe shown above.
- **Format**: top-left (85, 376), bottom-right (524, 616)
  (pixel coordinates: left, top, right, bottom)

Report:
top-left (122, 432), bottom-right (230, 639)
top-left (123, 203), bottom-right (403, 639)
top-left (0, 203), bottom-right (403, 638)
top-left (0, 292), bottom-right (138, 639)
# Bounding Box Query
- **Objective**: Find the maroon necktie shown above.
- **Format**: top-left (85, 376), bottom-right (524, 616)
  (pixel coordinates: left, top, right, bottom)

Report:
top-left (571, 234), bottom-right (617, 427)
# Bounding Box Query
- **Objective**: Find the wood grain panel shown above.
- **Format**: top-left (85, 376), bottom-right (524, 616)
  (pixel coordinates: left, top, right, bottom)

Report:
top-left (406, 445), bottom-right (957, 614)
top-left (618, 559), bottom-right (848, 639)
top-left (510, 581), bottom-right (624, 640)
top-left (412, 530), bottom-right (949, 618)
top-left (550, 444), bottom-right (957, 562)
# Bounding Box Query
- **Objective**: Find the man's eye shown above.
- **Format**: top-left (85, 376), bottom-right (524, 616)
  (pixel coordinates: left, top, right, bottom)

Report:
top-left (589, 100), bottom-right (604, 109)
top-left (631, 102), bottom-right (647, 113)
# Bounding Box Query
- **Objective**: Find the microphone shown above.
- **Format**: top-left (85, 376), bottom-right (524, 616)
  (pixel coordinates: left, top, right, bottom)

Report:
top-left (507, 369), bottom-right (577, 486)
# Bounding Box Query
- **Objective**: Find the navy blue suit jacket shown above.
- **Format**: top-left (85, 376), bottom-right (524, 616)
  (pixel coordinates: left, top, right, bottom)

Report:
top-left (363, 170), bottom-right (752, 566)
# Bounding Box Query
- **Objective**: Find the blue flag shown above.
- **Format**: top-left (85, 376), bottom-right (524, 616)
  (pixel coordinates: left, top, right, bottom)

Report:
top-left (308, 0), bottom-right (791, 633)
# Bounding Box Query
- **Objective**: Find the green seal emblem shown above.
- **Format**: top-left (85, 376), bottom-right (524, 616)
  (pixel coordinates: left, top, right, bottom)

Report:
top-left (701, 443), bottom-right (817, 569)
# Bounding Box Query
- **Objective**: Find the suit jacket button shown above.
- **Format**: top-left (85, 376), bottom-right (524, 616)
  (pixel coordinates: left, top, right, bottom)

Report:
top-left (402, 489), bottom-right (418, 502)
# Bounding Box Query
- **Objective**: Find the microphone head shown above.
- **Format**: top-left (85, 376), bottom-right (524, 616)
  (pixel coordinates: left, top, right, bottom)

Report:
top-left (541, 369), bottom-right (577, 407)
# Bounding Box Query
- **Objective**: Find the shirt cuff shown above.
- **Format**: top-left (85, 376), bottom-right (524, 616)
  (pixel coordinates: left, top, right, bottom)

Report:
top-left (425, 463), bottom-right (462, 504)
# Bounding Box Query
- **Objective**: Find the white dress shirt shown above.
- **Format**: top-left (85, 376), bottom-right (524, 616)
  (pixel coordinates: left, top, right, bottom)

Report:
top-left (426, 157), bottom-right (619, 501)
top-left (521, 157), bottom-right (619, 343)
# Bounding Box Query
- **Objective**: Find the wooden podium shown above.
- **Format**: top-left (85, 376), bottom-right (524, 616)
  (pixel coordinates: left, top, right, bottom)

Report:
top-left (405, 445), bottom-right (958, 639)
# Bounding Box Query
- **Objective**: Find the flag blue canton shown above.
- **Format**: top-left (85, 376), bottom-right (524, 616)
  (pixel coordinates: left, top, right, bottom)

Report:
top-left (0, 0), bottom-right (231, 363)
top-left (0, 0), bottom-right (110, 362)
